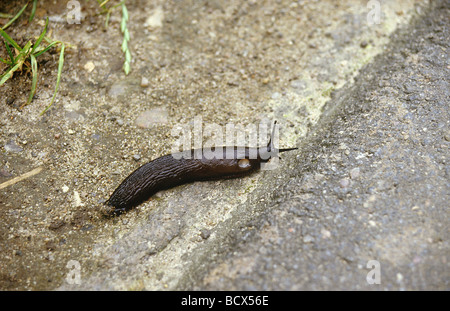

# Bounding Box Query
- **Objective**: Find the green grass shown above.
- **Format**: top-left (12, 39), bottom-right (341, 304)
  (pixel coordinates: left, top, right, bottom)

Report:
top-left (1, 2), bottom-right (29, 30)
top-left (120, 2), bottom-right (130, 75)
top-left (96, 0), bottom-right (131, 75)
top-left (0, 0), bottom-right (131, 114)
top-left (0, 1), bottom-right (65, 113)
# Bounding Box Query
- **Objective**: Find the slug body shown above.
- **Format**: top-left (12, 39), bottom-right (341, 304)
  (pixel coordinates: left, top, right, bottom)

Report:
top-left (106, 122), bottom-right (297, 213)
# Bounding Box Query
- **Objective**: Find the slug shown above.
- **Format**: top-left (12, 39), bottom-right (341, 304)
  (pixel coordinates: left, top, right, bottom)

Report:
top-left (106, 121), bottom-right (297, 214)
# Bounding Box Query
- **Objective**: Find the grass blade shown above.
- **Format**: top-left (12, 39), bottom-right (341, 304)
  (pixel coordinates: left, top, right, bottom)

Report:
top-left (105, 11), bottom-right (111, 28)
top-left (4, 41), bottom-right (14, 63)
top-left (123, 59), bottom-right (130, 75)
top-left (122, 2), bottom-right (128, 21)
top-left (26, 54), bottom-right (38, 106)
top-left (31, 17), bottom-right (49, 54)
top-left (40, 43), bottom-right (64, 115)
top-left (121, 2), bottom-right (131, 75)
top-left (121, 37), bottom-right (127, 52)
top-left (0, 56), bottom-right (12, 65)
top-left (14, 41), bottom-right (32, 64)
top-left (99, 0), bottom-right (111, 7)
top-left (0, 27), bottom-right (21, 51)
top-left (0, 61), bottom-right (21, 86)
top-left (1, 3), bottom-right (28, 30)
top-left (0, 13), bottom-right (13, 19)
top-left (29, 0), bottom-right (38, 22)
top-left (33, 40), bottom-right (58, 57)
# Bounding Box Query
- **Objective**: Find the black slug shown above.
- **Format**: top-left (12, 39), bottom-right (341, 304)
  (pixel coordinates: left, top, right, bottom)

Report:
top-left (106, 121), bottom-right (297, 213)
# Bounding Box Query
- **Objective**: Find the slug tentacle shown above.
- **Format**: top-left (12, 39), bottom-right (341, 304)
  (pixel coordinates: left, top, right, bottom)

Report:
top-left (106, 121), bottom-right (297, 214)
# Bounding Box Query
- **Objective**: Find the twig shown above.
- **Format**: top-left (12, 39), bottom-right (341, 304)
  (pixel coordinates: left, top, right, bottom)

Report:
top-left (0, 166), bottom-right (43, 190)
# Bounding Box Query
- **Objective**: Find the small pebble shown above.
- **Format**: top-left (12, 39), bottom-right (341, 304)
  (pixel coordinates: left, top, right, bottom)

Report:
top-left (65, 110), bottom-right (84, 121)
top-left (145, 6), bottom-right (164, 29)
top-left (81, 224), bottom-right (93, 231)
top-left (443, 133), bottom-right (450, 142)
top-left (84, 61), bottom-right (95, 72)
top-left (4, 141), bottom-right (23, 153)
top-left (140, 77), bottom-right (149, 87)
top-left (73, 191), bottom-right (83, 207)
top-left (339, 178), bottom-right (350, 188)
top-left (108, 81), bottom-right (128, 97)
top-left (135, 108), bottom-right (168, 128)
top-left (271, 92), bottom-right (281, 99)
top-left (290, 79), bottom-right (306, 90)
top-left (303, 235), bottom-right (314, 243)
top-left (0, 168), bottom-right (12, 177)
top-left (321, 228), bottom-right (331, 239)
top-left (132, 154), bottom-right (141, 161)
top-left (349, 167), bottom-right (360, 179)
top-left (200, 229), bottom-right (211, 240)
top-left (91, 133), bottom-right (101, 140)
top-left (49, 220), bottom-right (65, 230)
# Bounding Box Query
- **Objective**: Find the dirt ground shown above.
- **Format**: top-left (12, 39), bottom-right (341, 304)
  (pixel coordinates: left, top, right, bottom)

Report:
top-left (0, 0), bottom-right (448, 290)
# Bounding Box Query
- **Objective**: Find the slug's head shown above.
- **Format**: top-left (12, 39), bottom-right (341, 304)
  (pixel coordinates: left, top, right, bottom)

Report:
top-left (257, 121), bottom-right (298, 164)
top-left (215, 121), bottom-right (297, 176)
top-left (195, 121), bottom-right (297, 179)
